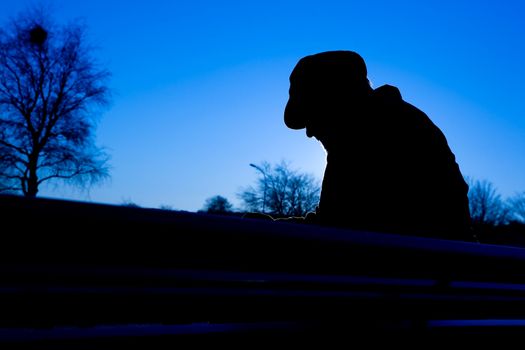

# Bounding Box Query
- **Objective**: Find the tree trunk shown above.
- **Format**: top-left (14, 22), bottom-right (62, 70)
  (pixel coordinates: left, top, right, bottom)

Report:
top-left (26, 178), bottom-right (38, 198)
top-left (26, 156), bottom-right (39, 198)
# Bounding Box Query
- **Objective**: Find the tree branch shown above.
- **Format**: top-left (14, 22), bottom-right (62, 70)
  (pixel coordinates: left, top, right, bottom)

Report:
top-left (0, 138), bottom-right (28, 156)
top-left (36, 166), bottom-right (99, 185)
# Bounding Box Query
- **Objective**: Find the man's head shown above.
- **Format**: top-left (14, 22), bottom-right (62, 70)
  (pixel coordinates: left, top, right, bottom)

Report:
top-left (284, 51), bottom-right (372, 138)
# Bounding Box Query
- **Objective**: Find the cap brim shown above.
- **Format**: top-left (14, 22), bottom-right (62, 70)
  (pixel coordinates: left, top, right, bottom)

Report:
top-left (284, 99), bottom-right (306, 130)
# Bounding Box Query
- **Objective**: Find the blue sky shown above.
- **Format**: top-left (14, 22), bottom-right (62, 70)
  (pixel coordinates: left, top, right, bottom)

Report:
top-left (1, 0), bottom-right (524, 211)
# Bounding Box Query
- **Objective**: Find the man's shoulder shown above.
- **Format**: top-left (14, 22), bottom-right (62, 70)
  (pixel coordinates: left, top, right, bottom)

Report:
top-left (372, 85), bottom-right (430, 122)
top-left (373, 84), bottom-right (402, 102)
top-left (373, 85), bottom-right (423, 114)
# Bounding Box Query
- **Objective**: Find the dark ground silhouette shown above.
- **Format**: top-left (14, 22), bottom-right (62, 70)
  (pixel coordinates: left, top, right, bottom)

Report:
top-left (284, 51), bottom-right (473, 241)
top-left (2, 195), bottom-right (525, 345)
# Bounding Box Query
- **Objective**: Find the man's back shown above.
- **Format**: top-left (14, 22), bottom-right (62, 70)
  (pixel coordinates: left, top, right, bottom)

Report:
top-left (315, 84), bottom-right (472, 240)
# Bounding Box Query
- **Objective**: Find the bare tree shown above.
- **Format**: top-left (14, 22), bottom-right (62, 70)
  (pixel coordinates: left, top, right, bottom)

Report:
top-left (201, 195), bottom-right (234, 214)
top-left (509, 192), bottom-right (525, 224)
top-left (239, 161), bottom-right (320, 217)
top-left (159, 204), bottom-right (174, 211)
top-left (466, 178), bottom-right (510, 226)
top-left (121, 199), bottom-right (140, 208)
top-left (0, 9), bottom-right (110, 197)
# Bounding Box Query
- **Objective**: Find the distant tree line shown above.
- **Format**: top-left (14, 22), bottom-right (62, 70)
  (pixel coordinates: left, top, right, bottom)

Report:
top-left (467, 178), bottom-right (525, 226)
top-left (200, 161), bottom-right (320, 217)
top-left (201, 163), bottom-right (525, 226)
top-left (239, 161), bottom-right (320, 217)
top-left (200, 163), bottom-right (525, 246)
top-left (466, 178), bottom-right (525, 246)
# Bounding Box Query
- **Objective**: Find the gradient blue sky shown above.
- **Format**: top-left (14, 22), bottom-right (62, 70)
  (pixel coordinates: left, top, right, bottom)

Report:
top-left (1, 0), bottom-right (524, 211)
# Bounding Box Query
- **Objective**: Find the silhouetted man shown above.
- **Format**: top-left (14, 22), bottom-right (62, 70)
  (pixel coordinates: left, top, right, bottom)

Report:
top-left (285, 51), bottom-right (473, 241)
